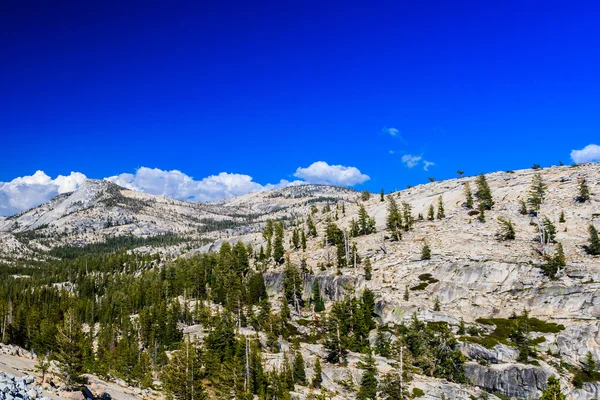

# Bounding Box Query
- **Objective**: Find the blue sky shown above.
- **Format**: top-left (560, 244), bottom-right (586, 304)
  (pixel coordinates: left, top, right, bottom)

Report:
top-left (1, 1), bottom-right (599, 215)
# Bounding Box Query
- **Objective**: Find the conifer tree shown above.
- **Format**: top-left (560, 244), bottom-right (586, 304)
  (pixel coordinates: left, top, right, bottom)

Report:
top-left (292, 229), bottom-right (300, 249)
top-left (361, 190), bottom-right (371, 201)
top-left (539, 376), bottom-right (566, 400)
top-left (162, 337), bottom-right (206, 400)
top-left (358, 205), bottom-right (376, 235)
top-left (477, 202), bottom-right (486, 223)
top-left (527, 173), bottom-right (547, 211)
top-left (519, 199), bottom-right (528, 215)
top-left (55, 309), bottom-right (87, 388)
top-left (421, 243), bottom-right (431, 260)
top-left (301, 230), bottom-right (307, 251)
top-left (386, 196), bottom-right (402, 241)
top-left (475, 174), bottom-right (494, 210)
top-left (541, 217), bottom-right (557, 244)
top-left (311, 280), bottom-right (325, 313)
top-left (307, 215), bottom-right (317, 237)
top-left (283, 258), bottom-right (303, 311)
top-left (559, 210), bottom-right (566, 223)
top-left (357, 350), bottom-right (378, 400)
top-left (379, 370), bottom-right (408, 400)
top-left (364, 257), bottom-right (372, 281)
top-left (457, 170), bottom-right (464, 178)
top-left (577, 178), bottom-right (591, 203)
top-left (583, 351), bottom-right (597, 376)
top-left (588, 224), bottom-right (600, 255)
top-left (312, 358), bottom-right (323, 388)
top-left (436, 196), bottom-right (445, 219)
top-left (427, 204), bottom-right (435, 221)
top-left (380, 189), bottom-right (385, 202)
top-left (497, 217), bottom-right (516, 240)
top-left (402, 202), bottom-right (414, 230)
top-left (293, 351), bottom-right (307, 385)
top-left (464, 182), bottom-right (474, 209)
top-left (273, 222), bottom-right (285, 263)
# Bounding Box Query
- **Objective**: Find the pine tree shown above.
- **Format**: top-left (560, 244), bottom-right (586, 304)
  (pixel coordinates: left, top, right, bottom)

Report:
top-left (421, 243), bottom-right (431, 260)
top-left (477, 202), bottom-right (486, 223)
top-left (577, 178), bottom-right (591, 203)
top-left (293, 351), bottom-right (307, 385)
top-left (497, 217), bottom-right (516, 240)
top-left (464, 182), bottom-right (474, 209)
top-left (380, 189), bottom-right (385, 202)
top-left (364, 257), bottom-right (372, 281)
top-left (307, 215), bottom-right (317, 237)
top-left (457, 170), bottom-right (464, 178)
top-left (588, 224), bottom-right (600, 255)
top-left (527, 173), bottom-right (547, 210)
top-left (583, 351), bottom-right (597, 376)
top-left (311, 280), bottom-right (325, 313)
top-left (379, 370), bottom-right (407, 400)
top-left (312, 358), bottom-right (323, 388)
top-left (357, 350), bottom-right (378, 400)
top-left (433, 297), bottom-right (441, 311)
top-left (292, 229), bottom-right (300, 249)
top-left (475, 174), bottom-right (494, 210)
top-left (436, 196), bottom-right (445, 219)
top-left (401, 202), bottom-right (414, 230)
top-left (517, 199), bottom-right (527, 215)
top-left (55, 309), bottom-right (87, 388)
top-left (539, 376), bottom-right (566, 400)
top-left (386, 196), bottom-right (402, 241)
top-left (301, 230), bottom-right (307, 251)
top-left (541, 217), bottom-right (557, 244)
top-left (283, 258), bottom-right (303, 311)
top-left (361, 190), bottom-right (371, 201)
top-left (427, 204), bottom-right (435, 221)
top-left (358, 205), bottom-right (376, 235)
top-left (273, 222), bottom-right (285, 263)
top-left (162, 338), bottom-right (206, 400)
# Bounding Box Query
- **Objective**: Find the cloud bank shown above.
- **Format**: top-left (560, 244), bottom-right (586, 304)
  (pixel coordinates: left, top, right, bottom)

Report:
top-left (0, 171), bottom-right (86, 216)
top-left (0, 161), bottom-right (368, 216)
top-left (571, 144), bottom-right (600, 164)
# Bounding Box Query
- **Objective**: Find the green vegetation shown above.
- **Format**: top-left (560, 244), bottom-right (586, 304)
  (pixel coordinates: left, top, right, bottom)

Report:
top-left (464, 312), bottom-right (565, 356)
top-left (587, 224), bottom-right (600, 255)
top-left (49, 233), bottom-right (187, 259)
top-left (497, 218), bottom-right (515, 240)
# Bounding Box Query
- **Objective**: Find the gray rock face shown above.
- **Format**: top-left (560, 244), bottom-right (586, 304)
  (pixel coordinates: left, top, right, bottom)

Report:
top-left (460, 342), bottom-right (519, 364)
top-left (572, 382), bottom-right (600, 400)
top-left (464, 362), bottom-right (550, 399)
top-left (0, 372), bottom-right (43, 400)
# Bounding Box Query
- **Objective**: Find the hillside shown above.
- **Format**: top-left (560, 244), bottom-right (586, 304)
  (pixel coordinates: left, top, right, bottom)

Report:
top-left (0, 163), bottom-right (599, 399)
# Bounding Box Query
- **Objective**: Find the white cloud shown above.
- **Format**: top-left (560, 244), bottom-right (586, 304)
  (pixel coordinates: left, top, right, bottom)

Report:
top-left (423, 160), bottom-right (435, 171)
top-left (401, 154), bottom-right (422, 168)
top-left (105, 167), bottom-right (296, 202)
top-left (0, 171), bottom-right (86, 216)
top-left (571, 144), bottom-right (600, 164)
top-left (1, 161), bottom-right (369, 216)
top-left (389, 150), bottom-right (395, 155)
top-left (293, 161), bottom-right (370, 186)
top-left (382, 127), bottom-right (399, 136)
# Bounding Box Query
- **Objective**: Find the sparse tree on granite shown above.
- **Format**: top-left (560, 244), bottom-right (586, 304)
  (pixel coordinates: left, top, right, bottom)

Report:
top-left (436, 196), bottom-right (445, 219)
top-left (587, 224), bottom-right (600, 255)
top-left (497, 218), bottom-right (516, 240)
top-left (421, 243), bottom-right (431, 260)
top-left (577, 178), bottom-right (590, 203)
top-left (527, 173), bottom-right (547, 211)
top-left (427, 204), bottom-right (435, 221)
top-left (464, 182), bottom-right (474, 209)
top-left (475, 174), bottom-right (494, 210)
